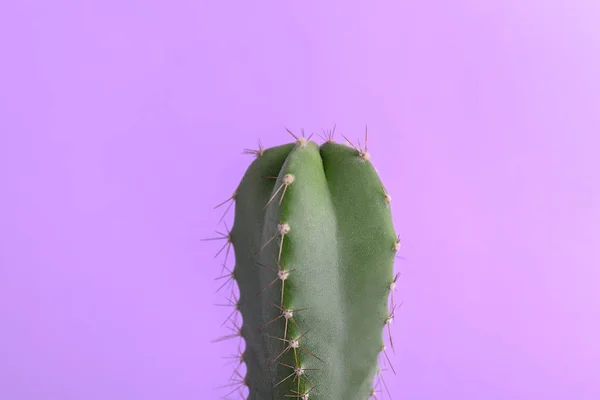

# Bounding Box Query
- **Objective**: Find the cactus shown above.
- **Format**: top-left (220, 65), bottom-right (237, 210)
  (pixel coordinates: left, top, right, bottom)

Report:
top-left (210, 128), bottom-right (401, 400)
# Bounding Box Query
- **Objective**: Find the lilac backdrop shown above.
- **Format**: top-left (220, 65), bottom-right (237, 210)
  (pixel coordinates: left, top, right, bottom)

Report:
top-left (1, 1), bottom-right (600, 399)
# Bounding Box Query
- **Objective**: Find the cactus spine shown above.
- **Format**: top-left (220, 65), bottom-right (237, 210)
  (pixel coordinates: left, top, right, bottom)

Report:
top-left (211, 129), bottom-right (400, 400)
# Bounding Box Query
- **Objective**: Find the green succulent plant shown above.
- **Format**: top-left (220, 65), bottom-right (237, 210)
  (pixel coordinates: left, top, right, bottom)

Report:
top-left (210, 128), bottom-right (401, 400)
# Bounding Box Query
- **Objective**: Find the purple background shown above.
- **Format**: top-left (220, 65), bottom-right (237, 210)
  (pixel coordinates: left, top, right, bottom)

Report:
top-left (1, 1), bottom-right (600, 399)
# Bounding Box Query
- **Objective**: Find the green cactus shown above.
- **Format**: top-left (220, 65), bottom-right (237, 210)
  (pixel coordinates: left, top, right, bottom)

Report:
top-left (211, 129), bottom-right (400, 400)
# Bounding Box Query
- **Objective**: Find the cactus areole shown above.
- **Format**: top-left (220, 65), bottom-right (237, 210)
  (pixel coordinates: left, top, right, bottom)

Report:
top-left (213, 129), bottom-right (401, 400)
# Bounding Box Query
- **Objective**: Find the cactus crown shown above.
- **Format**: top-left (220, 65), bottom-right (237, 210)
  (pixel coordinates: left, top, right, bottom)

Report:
top-left (209, 128), bottom-right (401, 400)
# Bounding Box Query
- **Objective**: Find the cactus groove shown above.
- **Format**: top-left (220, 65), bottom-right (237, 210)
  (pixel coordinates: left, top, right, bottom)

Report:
top-left (213, 129), bottom-right (400, 400)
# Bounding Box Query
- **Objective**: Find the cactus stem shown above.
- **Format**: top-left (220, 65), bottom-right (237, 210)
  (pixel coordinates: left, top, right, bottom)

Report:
top-left (211, 132), bottom-right (400, 399)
